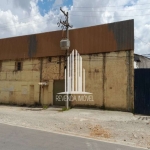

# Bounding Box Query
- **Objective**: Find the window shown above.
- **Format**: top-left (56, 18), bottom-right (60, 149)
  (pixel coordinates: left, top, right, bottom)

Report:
top-left (15, 61), bottom-right (23, 71)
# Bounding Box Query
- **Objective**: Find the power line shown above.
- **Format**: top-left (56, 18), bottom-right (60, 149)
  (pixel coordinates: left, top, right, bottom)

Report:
top-left (73, 2), bottom-right (150, 8)
top-left (0, 13), bottom-right (148, 33)
top-left (135, 36), bottom-right (150, 46)
top-left (0, 4), bottom-right (150, 31)
top-left (0, 14), bottom-right (61, 31)
top-left (0, 3), bottom-right (149, 30)
top-left (0, 12), bottom-right (149, 33)
top-left (0, 15), bottom-right (41, 27)
top-left (135, 36), bottom-right (148, 43)
top-left (71, 7), bottom-right (150, 12)
top-left (70, 13), bottom-right (150, 17)
top-left (0, 19), bottom-right (54, 33)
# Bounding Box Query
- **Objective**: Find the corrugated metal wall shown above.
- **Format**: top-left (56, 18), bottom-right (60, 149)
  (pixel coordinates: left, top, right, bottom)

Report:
top-left (0, 19), bottom-right (134, 60)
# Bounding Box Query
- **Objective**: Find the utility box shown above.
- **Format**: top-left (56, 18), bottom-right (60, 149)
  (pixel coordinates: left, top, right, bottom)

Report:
top-left (60, 39), bottom-right (70, 50)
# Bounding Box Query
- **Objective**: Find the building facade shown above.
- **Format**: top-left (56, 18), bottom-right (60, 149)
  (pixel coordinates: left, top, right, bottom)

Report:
top-left (0, 20), bottom-right (134, 112)
top-left (134, 54), bottom-right (150, 68)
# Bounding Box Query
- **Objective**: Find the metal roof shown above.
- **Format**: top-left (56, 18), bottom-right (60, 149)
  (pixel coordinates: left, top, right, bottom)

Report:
top-left (0, 19), bottom-right (134, 60)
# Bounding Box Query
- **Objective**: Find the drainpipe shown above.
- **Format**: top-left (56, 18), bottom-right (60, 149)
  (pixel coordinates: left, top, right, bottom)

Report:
top-left (39, 57), bottom-right (43, 105)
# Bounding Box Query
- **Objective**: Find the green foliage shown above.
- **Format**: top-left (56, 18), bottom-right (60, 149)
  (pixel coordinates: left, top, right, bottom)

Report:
top-left (42, 105), bottom-right (49, 110)
top-left (61, 107), bottom-right (70, 111)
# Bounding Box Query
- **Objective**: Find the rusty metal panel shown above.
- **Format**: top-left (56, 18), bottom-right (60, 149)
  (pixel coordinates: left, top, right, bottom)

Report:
top-left (28, 35), bottom-right (37, 58)
top-left (0, 19), bottom-right (134, 60)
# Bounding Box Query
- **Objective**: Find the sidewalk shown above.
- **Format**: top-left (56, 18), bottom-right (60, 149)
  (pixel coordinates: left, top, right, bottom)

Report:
top-left (0, 105), bottom-right (149, 148)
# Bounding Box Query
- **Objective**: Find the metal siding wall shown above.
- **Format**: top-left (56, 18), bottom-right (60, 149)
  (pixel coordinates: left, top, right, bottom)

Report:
top-left (0, 20), bottom-right (134, 60)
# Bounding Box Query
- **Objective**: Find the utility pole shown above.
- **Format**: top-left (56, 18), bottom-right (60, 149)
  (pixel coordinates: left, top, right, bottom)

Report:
top-left (58, 7), bottom-right (73, 109)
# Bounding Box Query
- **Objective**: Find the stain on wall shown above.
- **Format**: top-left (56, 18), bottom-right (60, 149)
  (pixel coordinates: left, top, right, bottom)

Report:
top-left (28, 35), bottom-right (37, 58)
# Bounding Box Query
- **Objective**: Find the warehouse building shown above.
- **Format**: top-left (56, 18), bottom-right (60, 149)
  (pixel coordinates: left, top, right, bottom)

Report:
top-left (134, 54), bottom-right (150, 68)
top-left (0, 19), bottom-right (134, 112)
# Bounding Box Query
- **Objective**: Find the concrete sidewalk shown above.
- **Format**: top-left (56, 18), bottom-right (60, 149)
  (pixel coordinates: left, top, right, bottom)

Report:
top-left (0, 106), bottom-right (149, 148)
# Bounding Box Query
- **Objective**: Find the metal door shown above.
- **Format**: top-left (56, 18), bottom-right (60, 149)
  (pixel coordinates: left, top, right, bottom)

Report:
top-left (53, 80), bottom-right (65, 106)
top-left (134, 69), bottom-right (150, 115)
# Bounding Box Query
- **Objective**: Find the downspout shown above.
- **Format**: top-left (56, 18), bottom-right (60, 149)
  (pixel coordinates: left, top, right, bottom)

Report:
top-left (39, 57), bottom-right (43, 105)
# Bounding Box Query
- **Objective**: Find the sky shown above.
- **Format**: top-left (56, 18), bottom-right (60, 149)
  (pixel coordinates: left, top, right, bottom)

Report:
top-left (0, 0), bottom-right (150, 55)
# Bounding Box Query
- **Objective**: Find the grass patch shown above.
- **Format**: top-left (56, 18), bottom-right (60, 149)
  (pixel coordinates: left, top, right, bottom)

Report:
top-left (61, 107), bottom-right (70, 111)
top-left (42, 105), bottom-right (49, 110)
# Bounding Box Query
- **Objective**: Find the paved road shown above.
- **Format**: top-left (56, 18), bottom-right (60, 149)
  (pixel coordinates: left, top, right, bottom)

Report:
top-left (0, 123), bottom-right (145, 150)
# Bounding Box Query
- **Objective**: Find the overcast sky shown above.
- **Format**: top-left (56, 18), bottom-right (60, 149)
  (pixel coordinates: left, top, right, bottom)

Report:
top-left (0, 0), bottom-right (150, 55)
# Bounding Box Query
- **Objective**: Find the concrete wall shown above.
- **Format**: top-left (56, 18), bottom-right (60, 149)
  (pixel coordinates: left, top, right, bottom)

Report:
top-left (41, 50), bottom-right (134, 111)
top-left (69, 50), bottom-right (134, 111)
top-left (0, 59), bottom-right (40, 105)
top-left (0, 50), bottom-right (134, 111)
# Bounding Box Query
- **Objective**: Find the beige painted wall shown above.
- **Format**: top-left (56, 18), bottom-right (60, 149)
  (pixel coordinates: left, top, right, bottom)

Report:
top-left (0, 50), bottom-right (134, 111)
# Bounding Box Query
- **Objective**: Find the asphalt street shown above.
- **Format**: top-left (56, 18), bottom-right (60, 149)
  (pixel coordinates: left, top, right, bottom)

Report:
top-left (0, 123), bottom-right (146, 150)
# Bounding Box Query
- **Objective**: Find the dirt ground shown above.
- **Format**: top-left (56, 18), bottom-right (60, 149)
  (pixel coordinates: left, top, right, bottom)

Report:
top-left (0, 105), bottom-right (149, 148)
